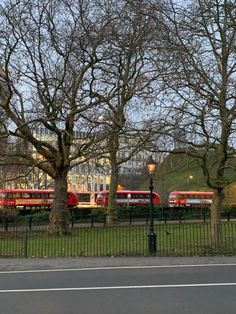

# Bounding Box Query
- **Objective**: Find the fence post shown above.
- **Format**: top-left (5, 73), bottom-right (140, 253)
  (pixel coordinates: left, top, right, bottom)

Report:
top-left (4, 215), bottom-right (8, 232)
top-left (91, 214), bottom-right (94, 227)
top-left (203, 209), bottom-right (206, 223)
top-left (164, 212), bottom-right (167, 224)
top-left (179, 210), bottom-right (182, 223)
top-left (70, 210), bottom-right (74, 228)
top-left (129, 211), bottom-right (132, 225)
top-left (23, 228), bottom-right (28, 258)
top-left (28, 216), bottom-right (32, 231)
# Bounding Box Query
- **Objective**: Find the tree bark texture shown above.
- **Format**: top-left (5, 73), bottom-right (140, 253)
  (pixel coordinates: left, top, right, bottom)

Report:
top-left (210, 189), bottom-right (224, 248)
top-left (49, 172), bottom-right (69, 235)
top-left (106, 132), bottom-right (119, 225)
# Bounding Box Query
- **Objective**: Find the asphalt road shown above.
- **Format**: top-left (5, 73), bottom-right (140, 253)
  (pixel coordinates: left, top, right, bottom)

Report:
top-left (0, 257), bottom-right (236, 314)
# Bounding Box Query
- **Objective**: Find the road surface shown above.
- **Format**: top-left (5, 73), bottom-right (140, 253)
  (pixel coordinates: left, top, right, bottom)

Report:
top-left (0, 257), bottom-right (236, 314)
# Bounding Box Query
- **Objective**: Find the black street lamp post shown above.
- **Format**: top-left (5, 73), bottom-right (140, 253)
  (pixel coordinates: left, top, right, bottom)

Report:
top-left (146, 156), bottom-right (157, 255)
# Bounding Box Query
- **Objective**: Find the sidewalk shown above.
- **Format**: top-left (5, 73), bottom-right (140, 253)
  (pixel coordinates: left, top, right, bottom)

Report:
top-left (0, 256), bottom-right (236, 271)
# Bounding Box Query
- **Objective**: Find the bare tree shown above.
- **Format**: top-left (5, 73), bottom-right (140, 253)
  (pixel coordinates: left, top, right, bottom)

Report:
top-left (0, 0), bottom-right (120, 234)
top-left (0, 0), bottom-right (167, 230)
top-left (89, 0), bottom-right (165, 224)
top-left (151, 0), bottom-right (236, 245)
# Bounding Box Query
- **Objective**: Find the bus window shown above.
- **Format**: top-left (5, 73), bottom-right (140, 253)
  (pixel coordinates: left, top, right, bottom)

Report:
top-left (97, 192), bottom-right (108, 199)
top-left (169, 194), bottom-right (179, 198)
top-left (116, 193), bottom-right (126, 199)
top-left (77, 193), bottom-right (90, 202)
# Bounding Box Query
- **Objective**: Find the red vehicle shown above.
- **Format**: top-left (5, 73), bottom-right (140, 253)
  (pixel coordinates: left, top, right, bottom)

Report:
top-left (76, 192), bottom-right (98, 208)
top-left (168, 191), bottom-right (213, 207)
top-left (96, 190), bottom-right (161, 206)
top-left (0, 189), bottom-right (78, 210)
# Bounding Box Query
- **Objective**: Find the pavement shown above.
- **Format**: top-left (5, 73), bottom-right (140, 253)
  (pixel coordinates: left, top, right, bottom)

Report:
top-left (0, 256), bottom-right (236, 271)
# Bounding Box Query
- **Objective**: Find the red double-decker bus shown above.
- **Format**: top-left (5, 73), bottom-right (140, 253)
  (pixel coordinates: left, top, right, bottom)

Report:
top-left (168, 191), bottom-right (213, 207)
top-left (76, 192), bottom-right (98, 208)
top-left (0, 189), bottom-right (78, 211)
top-left (96, 190), bottom-right (161, 206)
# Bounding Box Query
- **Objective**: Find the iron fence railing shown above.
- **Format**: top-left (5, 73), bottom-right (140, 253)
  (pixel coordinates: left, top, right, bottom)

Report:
top-left (1, 221), bottom-right (236, 258)
top-left (1, 205), bottom-right (236, 232)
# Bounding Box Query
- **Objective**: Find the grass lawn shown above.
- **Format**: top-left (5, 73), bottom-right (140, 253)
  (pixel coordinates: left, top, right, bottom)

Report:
top-left (1, 222), bottom-right (236, 258)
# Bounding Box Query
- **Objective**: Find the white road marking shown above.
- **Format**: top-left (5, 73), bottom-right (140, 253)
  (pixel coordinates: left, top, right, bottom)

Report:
top-left (1, 263), bottom-right (236, 274)
top-left (0, 282), bottom-right (236, 293)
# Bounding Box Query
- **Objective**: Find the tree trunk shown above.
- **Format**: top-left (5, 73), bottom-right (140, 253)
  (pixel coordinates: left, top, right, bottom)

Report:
top-left (106, 160), bottom-right (119, 225)
top-left (210, 189), bottom-right (224, 248)
top-left (49, 171), bottom-right (69, 235)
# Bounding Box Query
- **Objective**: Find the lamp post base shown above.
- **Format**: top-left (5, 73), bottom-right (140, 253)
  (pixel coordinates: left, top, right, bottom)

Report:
top-left (148, 230), bottom-right (157, 254)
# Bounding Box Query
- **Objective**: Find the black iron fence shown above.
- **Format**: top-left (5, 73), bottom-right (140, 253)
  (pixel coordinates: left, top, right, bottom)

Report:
top-left (1, 220), bottom-right (236, 258)
top-left (1, 205), bottom-right (236, 231)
